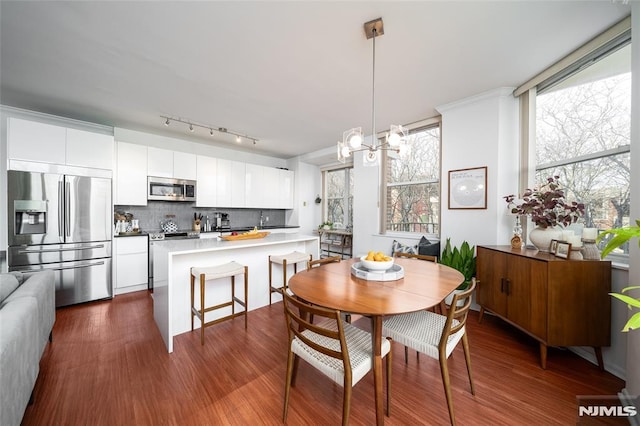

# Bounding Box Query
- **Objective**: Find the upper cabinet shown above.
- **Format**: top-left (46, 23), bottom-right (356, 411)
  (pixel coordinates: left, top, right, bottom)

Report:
top-left (7, 117), bottom-right (113, 170)
top-left (245, 164), bottom-right (294, 209)
top-left (195, 155), bottom-right (217, 207)
top-left (148, 147), bottom-right (196, 180)
top-left (115, 142), bottom-right (147, 206)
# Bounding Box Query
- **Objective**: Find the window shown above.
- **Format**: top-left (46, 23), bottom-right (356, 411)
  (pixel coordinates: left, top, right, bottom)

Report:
top-left (534, 41), bottom-right (631, 256)
top-left (383, 124), bottom-right (441, 236)
top-left (323, 167), bottom-right (353, 229)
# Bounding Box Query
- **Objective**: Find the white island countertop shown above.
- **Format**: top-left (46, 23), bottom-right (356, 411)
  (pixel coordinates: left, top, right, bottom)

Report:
top-left (152, 232), bottom-right (319, 352)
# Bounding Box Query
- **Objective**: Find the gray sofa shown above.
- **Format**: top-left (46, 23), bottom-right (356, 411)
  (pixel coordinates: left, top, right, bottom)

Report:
top-left (0, 270), bottom-right (55, 426)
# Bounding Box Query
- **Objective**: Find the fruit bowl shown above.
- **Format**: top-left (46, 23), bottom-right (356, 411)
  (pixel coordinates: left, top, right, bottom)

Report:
top-left (360, 256), bottom-right (394, 271)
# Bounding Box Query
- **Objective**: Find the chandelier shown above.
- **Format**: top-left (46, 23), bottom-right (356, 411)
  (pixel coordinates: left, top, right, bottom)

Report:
top-left (337, 17), bottom-right (408, 165)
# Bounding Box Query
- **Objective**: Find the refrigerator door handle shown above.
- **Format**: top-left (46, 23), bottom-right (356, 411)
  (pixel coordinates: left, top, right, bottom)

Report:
top-left (58, 180), bottom-right (64, 238)
top-left (56, 261), bottom-right (105, 271)
top-left (16, 244), bottom-right (105, 254)
top-left (65, 181), bottom-right (71, 237)
top-left (46, 261), bottom-right (105, 271)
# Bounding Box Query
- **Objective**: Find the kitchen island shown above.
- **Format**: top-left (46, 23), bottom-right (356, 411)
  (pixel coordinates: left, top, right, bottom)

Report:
top-left (152, 233), bottom-right (319, 352)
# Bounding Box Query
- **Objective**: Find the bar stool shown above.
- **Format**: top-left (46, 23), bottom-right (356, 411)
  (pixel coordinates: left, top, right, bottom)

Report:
top-left (268, 251), bottom-right (312, 305)
top-left (190, 261), bottom-right (248, 345)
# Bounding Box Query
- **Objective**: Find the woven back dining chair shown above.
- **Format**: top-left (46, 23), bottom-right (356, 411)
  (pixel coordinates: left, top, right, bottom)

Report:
top-left (393, 251), bottom-right (438, 263)
top-left (307, 255), bottom-right (341, 270)
top-left (382, 279), bottom-right (476, 426)
top-left (282, 291), bottom-right (392, 425)
top-left (392, 251), bottom-right (442, 362)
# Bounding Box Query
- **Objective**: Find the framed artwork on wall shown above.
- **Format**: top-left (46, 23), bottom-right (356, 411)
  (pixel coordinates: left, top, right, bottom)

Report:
top-left (448, 166), bottom-right (487, 209)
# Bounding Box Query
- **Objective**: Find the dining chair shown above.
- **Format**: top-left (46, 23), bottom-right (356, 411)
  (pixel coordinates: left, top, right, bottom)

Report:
top-left (392, 251), bottom-right (443, 362)
top-left (382, 279), bottom-right (476, 426)
top-left (282, 291), bottom-right (392, 425)
top-left (306, 256), bottom-right (348, 322)
top-left (307, 255), bottom-right (341, 270)
top-left (393, 251), bottom-right (438, 263)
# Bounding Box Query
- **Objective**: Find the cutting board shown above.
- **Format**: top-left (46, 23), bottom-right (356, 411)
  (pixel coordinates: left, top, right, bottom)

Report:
top-left (220, 231), bottom-right (270, 241)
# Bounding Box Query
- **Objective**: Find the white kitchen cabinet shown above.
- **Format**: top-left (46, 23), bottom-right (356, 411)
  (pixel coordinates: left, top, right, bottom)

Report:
top-left (230, 161), bottom-right (246, 207)
top-left (7, 117), bottom-right (114, 170)
top-left (115, 142), bottom-right (148, 205)
top-left (245, 163), bottom-right (265, 208)
top-left (66, 128), bottom-right (114, 170)
top-left (148, 147), bottom-right (196, 180)
top-left (279, 169), bottom-right (294, 209)
top-left (196, 155), bottom-right (217, 207)
top-left (114, 236), bottom-right (148, 294)
top-left (216, 158), bottom-right (232, 207)
top-left (147, 147), bottom-right (173, 178)
top-left (8, 117), bottom-right (67, 165)
top-left (173, 151), bottom-right (197, 180)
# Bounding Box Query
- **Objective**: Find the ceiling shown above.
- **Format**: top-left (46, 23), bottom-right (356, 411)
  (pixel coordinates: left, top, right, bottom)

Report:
top-left (0, 1), bottom-right (631, 163)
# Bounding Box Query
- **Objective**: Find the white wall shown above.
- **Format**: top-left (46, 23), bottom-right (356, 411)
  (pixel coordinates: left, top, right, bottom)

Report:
top-left (436, 87), bottom-right (518, 248)
top-left (286, 158), bottom-right (321, 235)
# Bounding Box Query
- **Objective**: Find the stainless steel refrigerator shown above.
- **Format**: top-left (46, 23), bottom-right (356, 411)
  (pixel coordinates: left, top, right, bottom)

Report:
top-left (8, 170), bottom-right (112, 307)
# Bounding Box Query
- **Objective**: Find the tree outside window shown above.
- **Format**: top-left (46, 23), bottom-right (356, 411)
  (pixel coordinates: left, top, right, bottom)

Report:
top-left (535, 43), bottom-right (631, 255)
top-left (385, 125), bottom-right (441, 235)
top-left (325, 168), bottom-right (353, 228)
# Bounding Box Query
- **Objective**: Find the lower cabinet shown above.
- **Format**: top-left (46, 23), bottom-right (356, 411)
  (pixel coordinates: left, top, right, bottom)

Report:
top-left (114, 236), bottom-right (149, 294)
top-left (476, 245), bottom-right (611, 369)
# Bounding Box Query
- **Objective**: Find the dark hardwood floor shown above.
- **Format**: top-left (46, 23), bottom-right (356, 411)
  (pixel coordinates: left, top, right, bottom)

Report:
top-left (23, 290), bottom-right (624, 425)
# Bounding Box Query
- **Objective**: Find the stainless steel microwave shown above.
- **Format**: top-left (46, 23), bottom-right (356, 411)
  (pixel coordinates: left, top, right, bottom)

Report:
top-left (148, 177), bottom-right (196, 202)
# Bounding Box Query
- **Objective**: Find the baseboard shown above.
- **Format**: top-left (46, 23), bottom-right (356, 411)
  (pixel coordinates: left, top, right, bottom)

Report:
top-left (570, 346), bottom-right (626, 380)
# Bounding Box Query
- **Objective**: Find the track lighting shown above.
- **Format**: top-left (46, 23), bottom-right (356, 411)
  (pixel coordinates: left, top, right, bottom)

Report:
top-left (160, 115), bottom-right (258, 146)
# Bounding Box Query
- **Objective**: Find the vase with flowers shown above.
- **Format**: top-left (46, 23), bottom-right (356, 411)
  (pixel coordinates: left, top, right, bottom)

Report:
top-left (504, 176), bottom-right (585, 252)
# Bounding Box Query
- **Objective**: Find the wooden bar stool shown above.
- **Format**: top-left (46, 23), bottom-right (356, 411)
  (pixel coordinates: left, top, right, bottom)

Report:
top-left (190, 261), bottom-right (248, 345)
top-left (268, 251), bottom-right (312, 305)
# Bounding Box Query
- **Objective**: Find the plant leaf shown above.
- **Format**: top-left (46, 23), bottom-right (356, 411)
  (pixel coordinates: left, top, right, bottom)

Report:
top-left (610, 293), bottom-right (640, 309)
top-left (621, 312), bottom-right (640, 332)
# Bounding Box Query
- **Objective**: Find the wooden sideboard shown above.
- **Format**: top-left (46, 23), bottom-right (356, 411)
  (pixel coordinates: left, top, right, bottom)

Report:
top-left (476, 245), bottom-right (611, 369)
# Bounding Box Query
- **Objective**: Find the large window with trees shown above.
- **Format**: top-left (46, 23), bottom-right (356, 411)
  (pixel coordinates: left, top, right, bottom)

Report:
top-left (534, 40), bottom-right (631, 256)
top-left (323, 167), bottom-right (353, 229)
top-left (383, 123), bottom-right (441, 236)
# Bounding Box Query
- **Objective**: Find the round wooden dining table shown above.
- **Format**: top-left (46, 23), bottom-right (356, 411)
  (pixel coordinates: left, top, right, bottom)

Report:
top-left (288, 257), bottom-right (464, 425)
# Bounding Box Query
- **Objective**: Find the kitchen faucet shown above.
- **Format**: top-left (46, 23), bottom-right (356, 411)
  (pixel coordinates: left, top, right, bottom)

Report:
top-left (259, 211), bottom-right (264, 228)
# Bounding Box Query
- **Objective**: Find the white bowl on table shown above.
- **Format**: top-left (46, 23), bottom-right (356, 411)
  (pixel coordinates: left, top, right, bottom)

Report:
top-left (360, 256), bottom-right (394, 271)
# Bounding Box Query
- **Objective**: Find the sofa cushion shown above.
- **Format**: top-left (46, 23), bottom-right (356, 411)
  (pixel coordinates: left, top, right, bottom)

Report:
top-left (417, 236), bottom-right (441, 259)
top-left (391, 240), bottom-right (417, 255)
top-left (0, 274), bottom-right (20, 304)
top-left (0, 296), bottom-right (40, 426)
top-left (2, 270), bottom-right (56, 357)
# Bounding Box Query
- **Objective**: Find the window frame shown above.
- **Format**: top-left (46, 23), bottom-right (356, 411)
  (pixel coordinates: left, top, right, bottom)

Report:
top-left (517, 21), bottom-right (631, 265)
top-left (321, 166), bottom-right (353, 229)
top-left (380, 118), bottom-right (442, 238)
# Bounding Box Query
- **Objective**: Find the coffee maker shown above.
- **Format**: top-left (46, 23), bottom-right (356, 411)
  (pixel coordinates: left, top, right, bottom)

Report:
top-left (213, 212), bottom-right (230, 230)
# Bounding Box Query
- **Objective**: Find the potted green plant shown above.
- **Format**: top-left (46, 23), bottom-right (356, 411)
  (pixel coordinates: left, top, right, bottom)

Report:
top-left (598, 219), bottom-right (640, 332)
top-left (439, 238), bottom-right (476, 291)
top-left (504, 176), bottom-right (585, 251)
top-left (318, 221), bottom-right (333, 231)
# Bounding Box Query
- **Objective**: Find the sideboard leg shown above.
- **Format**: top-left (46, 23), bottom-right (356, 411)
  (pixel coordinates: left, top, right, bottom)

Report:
top-left (478, 307), bottom-right (485, 324)
top-left (539, 343), bottom-right (547, 369)
top-left (594, 347), bottom-right (605, 371)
